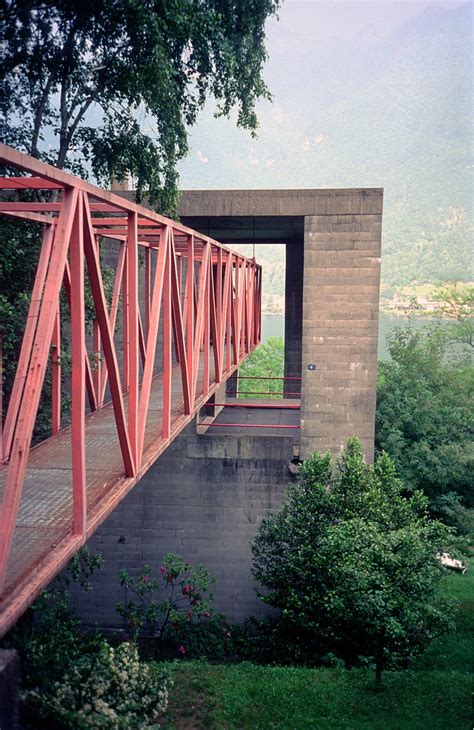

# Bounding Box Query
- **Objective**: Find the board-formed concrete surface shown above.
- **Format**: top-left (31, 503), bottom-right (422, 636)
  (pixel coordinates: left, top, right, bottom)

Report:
top-left (301, 211), bottom-right (382, 461)
top-left (68, 420), bottom-right (295, 625)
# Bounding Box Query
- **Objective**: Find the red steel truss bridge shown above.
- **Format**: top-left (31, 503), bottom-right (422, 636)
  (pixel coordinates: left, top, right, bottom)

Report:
top-left (0, 144), bottom-right (261, 637)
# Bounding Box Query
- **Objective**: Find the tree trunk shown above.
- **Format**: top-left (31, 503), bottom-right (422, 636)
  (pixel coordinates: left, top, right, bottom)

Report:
top-left (375, 630), bottom-right (385, 690)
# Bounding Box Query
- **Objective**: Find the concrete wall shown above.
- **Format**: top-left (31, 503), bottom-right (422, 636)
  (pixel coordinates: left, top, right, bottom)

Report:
top-left (178, 188), bottom-right (382, 219)
top-left (69, 425), bottom-right (294, 626)
top-left (300, 192), bottom-right (382, 462)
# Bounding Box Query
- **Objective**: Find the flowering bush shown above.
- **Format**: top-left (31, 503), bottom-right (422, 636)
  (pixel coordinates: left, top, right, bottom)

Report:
top-left (117, 554), bottom-right (222, 657)
top-left (22, 641), bottom-right (171, 729)
top-left (7, 550), bottom-right (171, 727)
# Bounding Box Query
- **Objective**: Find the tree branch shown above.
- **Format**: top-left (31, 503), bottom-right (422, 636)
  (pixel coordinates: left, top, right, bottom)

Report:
top-left (30, 73), bottom-right (54, 158)
top-left (56, 86), bottom-right (102, 168)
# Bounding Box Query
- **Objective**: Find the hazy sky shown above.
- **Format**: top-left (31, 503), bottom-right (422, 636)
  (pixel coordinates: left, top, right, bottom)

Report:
top-left (270, 0), bottom-right (469, 42)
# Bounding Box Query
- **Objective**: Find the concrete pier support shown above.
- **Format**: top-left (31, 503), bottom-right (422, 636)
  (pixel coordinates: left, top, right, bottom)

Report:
top-left (300, 195), bottom-right (382, 461)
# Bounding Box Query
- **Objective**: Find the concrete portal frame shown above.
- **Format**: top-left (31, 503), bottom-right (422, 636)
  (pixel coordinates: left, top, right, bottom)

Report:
top-left (179, 189), bottom-right (383, 462)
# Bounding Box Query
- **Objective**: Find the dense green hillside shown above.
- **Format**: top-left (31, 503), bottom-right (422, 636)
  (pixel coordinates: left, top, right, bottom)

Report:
top-left (178, 3), bottom-right (473, 297)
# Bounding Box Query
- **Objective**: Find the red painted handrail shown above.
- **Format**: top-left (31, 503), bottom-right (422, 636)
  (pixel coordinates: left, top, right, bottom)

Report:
top-left (200, 423), bottom-right (300, 429)
top-left (230, 375), bottom-right (302, 380)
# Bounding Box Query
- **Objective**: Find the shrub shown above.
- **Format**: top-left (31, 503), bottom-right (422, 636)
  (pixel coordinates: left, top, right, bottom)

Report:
top-left (4, 548), bottom-right (104, 701)
top-left (22, 641), bottom-right (170, 729)
top-left (252, 438), bottom-right (461, 686)
top-left (117, 554), bottom-right (223, 658)
top-left (3, 548), bottom-right (170, 728)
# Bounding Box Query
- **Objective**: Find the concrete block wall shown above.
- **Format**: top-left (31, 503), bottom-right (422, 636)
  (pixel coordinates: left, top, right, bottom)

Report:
top-left (300, 195), bottom-right (382, 462)
top-left (69, 425), bottom-right (294, 626)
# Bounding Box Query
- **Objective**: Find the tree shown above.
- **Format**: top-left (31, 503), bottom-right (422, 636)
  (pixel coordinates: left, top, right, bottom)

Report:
top-left (0, 1), bottom-right (280, 435)
top-left (252, 438), bottom-right (459, 687)
top-left (376, 324), bottom-right (474, 534)
top-left (431, 282), bottom-right (474, 351)
top-left (0, 0), bottom-right (280, 212)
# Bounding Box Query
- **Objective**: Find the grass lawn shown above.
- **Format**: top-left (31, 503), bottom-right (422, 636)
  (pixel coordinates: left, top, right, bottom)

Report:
top-left (161, 567), bottom-right (473, 729)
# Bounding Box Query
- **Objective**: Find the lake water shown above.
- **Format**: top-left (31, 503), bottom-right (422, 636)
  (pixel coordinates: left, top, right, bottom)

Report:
top-left (261, 313), bottom-right (431, 361)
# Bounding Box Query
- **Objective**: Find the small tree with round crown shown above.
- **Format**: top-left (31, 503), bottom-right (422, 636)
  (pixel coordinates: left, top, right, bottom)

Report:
top-left (252, 438), bottom-right (461, 687)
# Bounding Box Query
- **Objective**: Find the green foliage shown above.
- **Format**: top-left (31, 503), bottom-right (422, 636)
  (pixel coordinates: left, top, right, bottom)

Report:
top-left (157, 565), bottom-right (473, 728)
top-left (3, 548), bottom-right (171, 728)
top-left (252, 438), bottom-right (460, 685)
top-left (414, 562), bottom-right (473, 675)
top-left (117, 554), bottom-right (220, 658)
top-left (23, 642), bottom-right (171, 729)
top-left (0, 218), bottom-right (44, 406)
top-left (236, 336), bottom-right (284, 398)
top-left (431, 282), bottom-right (474, 350)
top-left (0, 0), bottom-right (280, 212)
top-left (376, 323), bottom-right (474, 534)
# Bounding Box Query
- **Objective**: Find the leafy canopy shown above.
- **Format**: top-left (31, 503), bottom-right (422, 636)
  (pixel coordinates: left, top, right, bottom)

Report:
top-left (376, 323), bottom-right (474, 534)
top-left (431, 282), bottom-right (474, 351)
top-left (0, 0), bottom-right (280, 212)
top-left (252, 438), bottom-right (459, 684)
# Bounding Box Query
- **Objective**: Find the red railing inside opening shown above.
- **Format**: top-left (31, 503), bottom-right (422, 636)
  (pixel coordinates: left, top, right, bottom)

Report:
top-left (198, 375), bottom-right (301, 429)
top-left (226, 374), bottom-right (302, 398)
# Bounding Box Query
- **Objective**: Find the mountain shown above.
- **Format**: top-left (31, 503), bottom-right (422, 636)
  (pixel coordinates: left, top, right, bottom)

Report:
top-left (178, 2), bottom-right (473, 298)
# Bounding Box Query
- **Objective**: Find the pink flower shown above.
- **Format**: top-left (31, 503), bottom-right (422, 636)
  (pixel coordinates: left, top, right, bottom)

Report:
top-left (141, 575), bottom-right (150, 583)
top-left (178, 645), bottom-right (186, 655)
top-left (203, 611), bottom-right (211, 618)
top-left (159, 566), bottom-right (166, 575)
top-left (182, 584), bottom-right (194, 595)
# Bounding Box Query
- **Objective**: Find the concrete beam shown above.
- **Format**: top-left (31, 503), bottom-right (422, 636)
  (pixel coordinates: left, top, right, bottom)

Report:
top-left (178, 189), bottom-right (383, 218)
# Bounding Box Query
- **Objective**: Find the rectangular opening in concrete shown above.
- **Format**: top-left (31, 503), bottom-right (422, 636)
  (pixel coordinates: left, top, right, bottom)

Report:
top-left (230, 242), bottom-right (286, 343)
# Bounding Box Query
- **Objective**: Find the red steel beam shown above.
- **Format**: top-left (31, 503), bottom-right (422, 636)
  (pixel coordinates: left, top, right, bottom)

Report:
top-left (127, 212), bottom-right (139, 463)
top-left (212, 403), bottom-right (300, 409)
top-left (82, 197), bottom-right (135, 477)
top-left (201, 423), bottom-right (300, 429)
top-left (71, 193), bottom-right (87, 536)
top-left (2, 225), bottom-right (55, 461)
top-left (0, 187), bottom-right (79, 590)
top-left (51, 307), bottom-right (61, 435)
top-left (162, 236), bottom-right (172, 439)
top-left (137, 227), bottom-right (168, 463)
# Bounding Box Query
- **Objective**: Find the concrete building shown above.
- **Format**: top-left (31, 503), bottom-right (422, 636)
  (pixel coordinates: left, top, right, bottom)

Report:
top-left (179, 188), bottom-right (383, 461)
top-left (68, 188), bottom-right (383, 624)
